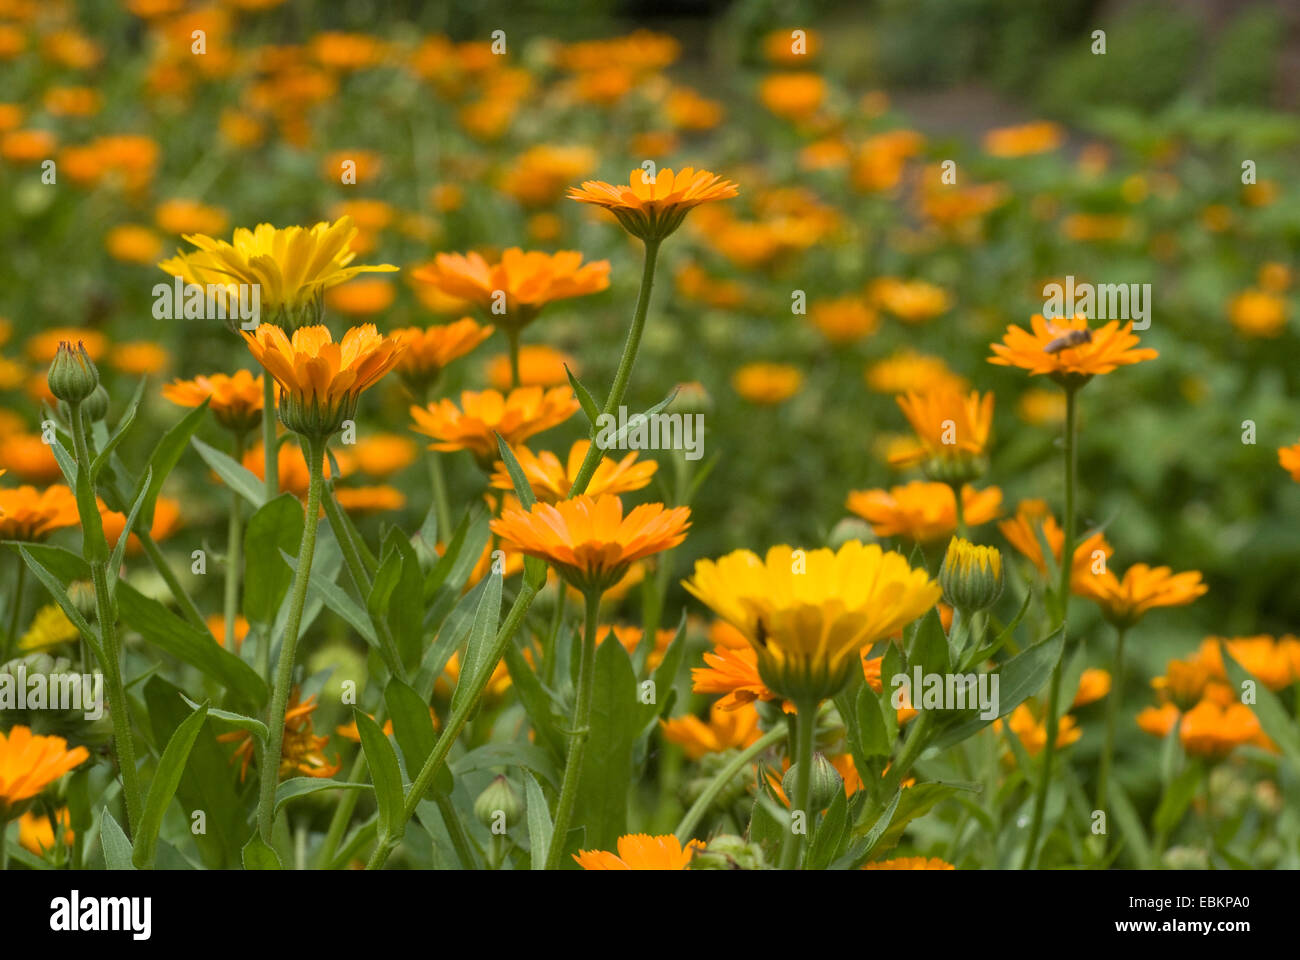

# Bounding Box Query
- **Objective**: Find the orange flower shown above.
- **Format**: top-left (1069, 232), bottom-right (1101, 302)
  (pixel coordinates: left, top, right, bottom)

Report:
top-left (1198, 636), bottom-right (1300, 692)
top-left (865, 350), bottom-right (967, 396)
top-left (17, 807), bottom-right (73, 856)
top-left (846, 482), bottom-right (1002, 543)
top-left (351, 433), bottom-right (418, 478)
top-left (106, 224), bottom-right (164, 265)
top-left (0, 726), bottom-right (89, 819)
top-left (324, 278), bottom-right (396, 316)
top-left (1228, 289), bottom-right (1286, 338)
top-left (0, 434), bottom-right (61, 483)
top-left (334, 485), bottom-right (406, 513)
top-left (1179, 700), bottom-right (1263, 758)
top-left (692, 642), bottom-right (782, 712)
top-left (983, 122), bottom-right (1062, 157)
top-left (998, 704), bottom-right (1080, 756)
top-left (1072, 668), bottom-right (1111, 708)
top-left (412, 249), bottom-right (609, 330)
top-left (485, 344), bottom-right (578, 390)
top-left (988, 314), bottom-right (1157, 387)
top-left (206, 613), bottom-right (250, 653)
top-left (410, 386), bottom-right (578, 466)
top-left (500, 144), bottom-right (598, 207)
top-left (1279, 441), bottom-right (1300, 482)
top-left (1136, 702), bottom-right (1180, 739)
top-left (391, 318), bottom-right (494, 390)
top-left (217, 687), bottom-right (339, 782)
top-left (574, 834), bottom-right (704, 870)
top-left (0, 485), bottom-right (79, 541)
top-left (162, 369), bottom-right (265, 434)
top-left (808, 297), bottom-right (878, 344)
top-left (864, 857), bottom-right (955, 870)
top-left (109, 341), bottom-right (170, 376)
top-left (732, 362), bottom-right (802, 405)
top-left (100, 496), bottom-right (182, 555)
top-left (889, 387), bottom-right (994, 481)
top-left (758, 72), bottom-right (825, 121)
top-left (154, 198), bottom-right (229, 237)
top-left (661, 701), bottom-right (761, 760)
top-left (1151, 656), bottom-right (1218, 710)
top-left (26, 328), bottom-right (108, 364)
top-left (243, 323), bottom-right (404, 437)
top-left (998, 498), bottom-right (1114, 595)
top-left (489, 439), bottom-right (657, 503)
top-left (569, 166), bottom-right (738, 241)
top-left (1077, 563), bottom-right (1207, 628)
top-left (868, 277), bottom-right (952, 324)
top-left (491, 494), bottom-right (690, 594)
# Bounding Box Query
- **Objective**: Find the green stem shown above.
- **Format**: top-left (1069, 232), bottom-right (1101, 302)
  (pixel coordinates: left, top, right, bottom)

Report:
top-left (543, 590), bottom-right (601, 870)
top-left (1095, 625), bottom-right (1127, 820)
top-left (137, 532), bottom-right (206, 631)
top-left (506, 328), bottom-right (522, 390)
top-left (255, 433), bottom-right (325, 843)
top-left (780, 700), bottom-right (817, 869)
top-left (427, 451), bottom-right (453, 549)
top-left (435, 791), bottom-right (476, 868)
top-left (952, 482), bottom-right (967, 539)
top-left (223, 433), bottom-right (246, 652)
top-left (674, 726), bottom-right (785, 843)
top-left (262, 376), bottom-right (278, 501)
top-left (5, 557), bottom-right (25, 659)
top-left (366, 576), bottom-right (541, 869)
top-left (883, 709), bottom-right (933, 797)
top-left (1021, 386), bottom-right (1079, 870)
top-left (566, 237), bottom-right (662, 497)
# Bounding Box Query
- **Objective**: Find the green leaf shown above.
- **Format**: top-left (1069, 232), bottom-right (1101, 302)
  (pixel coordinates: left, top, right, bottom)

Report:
top-left (572, 636), bottom-right (640, 851)
top-left (381, 530), bottom-right (424, 669)
top-left (106, 465), bottom-right (152, 603)
top-left (180, 694), bottom-right (267, 742)
top-left (1222, 648), bottom-right (1300, 764)
top-left (241, 836), bottom-right (282, 870)
top-left (494, 432), bottom-right (536, 509)
top-left (910, 606), bottom-right (949, 676)
top-left (636, 610), bottom-right (688, 730)
top-left (384, 679), bottom-right (436, 776)
top-left (192, 435), bottom-right (266, 510)
top-left (242, 494), bottom-right (304, 633)
top-left (1108, 777), bottom-right (1151, 867)
top-left (132, 700), bottom-right (209, 869)
top-left (290, 549), bottom-right (377, 645)
top-left (1154, 763), bottom-right (1203, 835)
top-left (450, 571), bottom-right (503, 715)
top-left (17, 545), bottom-right (102, 660)
top-left (856, 683), bottom-right (893, 758)
top-left (564, 364), bottom-right (601, 428)
top-left (450, 742), bottom-right (559, 789)
top-left (863, 782), bottom-right (963, 859)
top-left (806, 787), bottom-right (849, 869)
top-left (832, 790), bottom-right (901, 869)
top-left (523, 770), bottom-right (553, 870)
top-left (963, 589), bottom-right (1031, 669)
top-left (928, 626), bottom-right (1065, 751)
top-left (274, 778), bottom-right (373, 817)
top-left (140, 401), bottom-right (210, 525)
top-left (603, 388), bottom-right (679, 449)
top-left (502, 636), bottom-right (566, 760)
top-left (353, 709), bottom-right (405, 841)
top-left (90, 378), bottom-right (146, 482)
top-left (100, 811), bottom-right (136, 870)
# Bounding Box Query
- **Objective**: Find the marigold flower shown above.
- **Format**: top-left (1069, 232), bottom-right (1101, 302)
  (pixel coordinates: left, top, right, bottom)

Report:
top-left (999, 703), bottom-right (1080, 756)
top-left (889, 386), bottom-right (994, 483)
top-left (162, 369), bottom-right (265, 434)
top-left (18, 807), bottom-right (73, 856)
top-left (334, 485), bottom-right (406, 513)
top-left (500, 144), bottom-right (598, 207)
top-left (1228, 289), bottom-right (1287, 339)
top-left (490, 439), bottom-right (656, 503)
top-left (109, 341), bottom-right (169, 376)
top-left (100, 496), bottom-right (182, 555)
top-left (998, 498), bottom-right (1114, 595)
top-left (0, 434), bottom-right (60, 483)
top-left (569, 166), bottom-right (738, 241)
top-left (983, 122), bottom-right (1063, 157)
top-left (412, 249), bottom-right (609, 331)
top-left (1279, 441), bottom-right (1300, 482)
top-left (18, 605), bottom-right (80, 652)
top-left (865, 350), bottom-right (966, 395)
top-left (351, 433), bottom-right (418, 478)
top-left (864, 857), bottom-right (955, 870)
top-left (661, 701), bottom-right (761, 761)
top-left (491, 494), bottom-right (690, 595)
top-left (217, 687), bottom-right (339, 782)
top-left (574, 833), bottom-right (704, 870)
top-left (847, 482), bottom-right (1002, 544)
top-left (242, 440), bottom-right (352, 497)
top-left (410, 386), bottom-right (578, 466)
top-left (0, 484), bottom-right (79, 540)
top-left (1136, 702), bottom-right (1180, 739)
top-left (684, 541), bottom-right (940, 703)
top-left (1179, 700), bottom-right (1264, 758)
top-left (324, 277), bottom-right (396, 316)
top-left (938, 537), bottom-right (1003, 612)
top-left (808, 297), bottom-right (878, 344)
top-left (1151, 656), bottom-right (1216, 710)
top-left (243, 323), bottom-right (404, 437)
top-left (758, 72), bottom-right (826, 121)
top-left (868, 277), bottom-right (952, 324)
top-left (206, 614), bottom-right (250, 653)
top-left (988, 314), bottom-right (1157, 389)
top-left (1077, 563), bottom-right (1207, 628)
top-left (692, 642), bottom-right (781, 711)
top-left (391, 318), bottom-right (495, 391)
top-left (0, 726), bottom-right (89, 820)
top-left (154, 198), bottom-right (229, 237)
top-left (732, 362), bottom-right (803, 405)
top-left (1198, 635), bottom-right (1300, 692)
top-left (1072, 668), bottom-right (1111, 708)
top-left (485, 344), bottom-right (578, 391)
top-left (159, 217), bottom-right (398, 329)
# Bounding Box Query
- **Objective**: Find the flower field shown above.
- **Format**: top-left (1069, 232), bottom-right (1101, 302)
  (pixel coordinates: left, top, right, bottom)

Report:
top-left (1, 0), bottom-right (1299, 880)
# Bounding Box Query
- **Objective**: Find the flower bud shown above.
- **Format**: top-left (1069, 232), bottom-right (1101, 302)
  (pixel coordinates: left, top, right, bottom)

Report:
top-left (782, 751), bottom-right (842, 812)
top-left (59, 385), bottom-right (110, 426)
top-left (47, 341), bottom-right (100, 404)
top-left (828, 517), bottom-right (875, 550)
top-left (690, 833), bottom-right (766, 870)
top-left (473, 775), bottom-right (523, 833)
top-left (938, 537), bottom-right (1004, 612)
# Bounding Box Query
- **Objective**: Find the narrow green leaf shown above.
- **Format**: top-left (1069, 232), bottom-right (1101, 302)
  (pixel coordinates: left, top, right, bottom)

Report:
top-left (242, 494), bottom-right (304, 632)
top-left (192, 434), bottom-right (266, 509)
top-left (100, 811), bottom-right (136, 870)
top-left (17, 545), bottom-right (103, 660)
top-left (106, 465), bottom-right (152, 602)
top-left (522, 770), bottom-right (552, 870)
top-left (384, 679), bottom-right (437, 775)
top-left (180, 694), bottom-right (268, 742)
top-left (274, 778), bottom-right (373, 817)
top-left (132, 700), bottom-right (209, 868)
top-left (90, 378), bottom-right (146, 482)
top-left (494, 432), bottom-right (536, 509)
top-left (353, 709), bottom-right (404, 841)
top-left (450, 571), bottom-right (503, 715)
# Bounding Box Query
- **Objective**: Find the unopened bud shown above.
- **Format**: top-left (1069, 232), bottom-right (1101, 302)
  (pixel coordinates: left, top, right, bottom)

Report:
top-left (47, 341), bottom-right (99, 404)
top-left (938, 537), bottom-right (1004, 612)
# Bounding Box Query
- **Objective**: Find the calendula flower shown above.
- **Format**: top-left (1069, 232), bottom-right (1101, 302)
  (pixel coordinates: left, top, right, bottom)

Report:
top-left (485, 344), bottom-right (578, 390)
top-left (1151, 656), bottom-right (1218, 710)
top-left (154, 198), bottom-right (229, 237)
top-left (1179, 700), bottom-right (1264, 758)
top-left (999, 703), bottom-right (1081, 756)
top-left (661, 701), bottom-right (761, 760)
top-left (1198, 635), bottom-right (1300, 692)
top-left (0, 726), bottom-right (89, 820)
top-left (983, 122), bottom-right (1062, 157)
top-left (846, 482), bottom-right (1002, 543)
top-left (0, 434), bottom-right (61, 483)
top-left (938, 537), bottom-right (1004, 612)
top-left (206, 614), bottom-right (250, 653)
top-left (500, 144), bottom-right (598, 207)
top-left (1228, 289), bottom-right (1286, 338)
top-left (410, 386), bottom-right (578, 466)
top-left (412, 249), bottom-right (609, 331)
top-left (1077, 563), bottom-right (1207, 628)
top-left (732, 362), bottom-right (803, 405)
top-left (1136, 702), bottom-right (1181, 739)
top-left (162, 369), bottom-right (266, 434)
top-left (808, 297), bottom-right (878, 344)
top-left (351, 433), bottom-right (418, 478)
top-left (998, 498), bottom-right (1114, 595)
top-left (243, 323), bottom-right (404, 437)
top-left (491, 494), bottom-right (690, 595)
top-left (489, 439), bottom-right (657, 503)
top-left (1072, 668), bottom-right (1111, 708)
top-left (100, 496), bottom-right (183, 555)
top-left (574, 834), bottom-right (704, 870)
top-left (865, 350), bottom-right (967, 395)
top-left (1279, 441), bottom-right (1300, 482)
top-left (569, 166), bottom-right (738, 241)
top-left (17, 807), bottom-right (73, 856)
top-left (217, 687), bottom-right (339, 782)
top-left (868, 277), bottom-right (952, 324)
top-left (988, 314), bottom-right (1157, 389)
top-left (18, 605), bottom-right (80, 652)
top-left (0, 484), bottom-right (79, 540)
top-left (684, 541), bottom-right (940, 703)
top-left (334, 485), bottom-right (406, 513)
top-left (864, 857), bottom-right (955, 870)
top-left (758, 72), bottom-right (826, 121)
top-left (391, 318), bottom-right (495, 392)
top-left (159, 217), bottom-right (398, 330)
top-left (889, 387), bottom-right (994, 483)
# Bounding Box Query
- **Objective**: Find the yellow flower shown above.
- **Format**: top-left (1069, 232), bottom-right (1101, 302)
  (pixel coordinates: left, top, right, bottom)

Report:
top-left (808, 297), bottom-right (878, 345)
top-left (982, 122), bottom-right (1062, 157)
top-left (868, 277), bottom-right (951, 324)
top-left (18, 605), bottom-right (80, 652)
top-left (18, 807), bottom-right (73, 856)
top-left (1072, 668), bottom-right (1111, 708)
top-left (490, 439), bottom-right (656, 503)
top-left (683, 541), bottom-right (940, 703)
top-left (243, 323), bottom-right (404, 437)
top-left (159, 217), bottom-right (397, 329)
top-left (864, 857), bottom-right (955, 870)
top-left (732, 362), bottom-right (802, 405)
